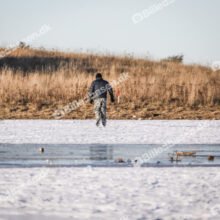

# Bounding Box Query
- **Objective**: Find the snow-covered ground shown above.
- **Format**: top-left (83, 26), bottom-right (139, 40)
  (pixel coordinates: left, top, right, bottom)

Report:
top-left (0, 120), bottom-right (220, 220)
top-left (0, 120), bottom-right (220, 144)
top-left (1, 167), bottom-right (220, 220)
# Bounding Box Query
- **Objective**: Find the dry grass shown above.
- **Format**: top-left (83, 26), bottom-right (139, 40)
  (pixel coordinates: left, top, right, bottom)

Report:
top-left (0, 48), bottom-right (219, 119)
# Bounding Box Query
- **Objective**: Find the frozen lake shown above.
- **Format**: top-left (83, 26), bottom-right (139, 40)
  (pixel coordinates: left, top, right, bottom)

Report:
top-left (0, 120), bottom-right (220, 167)
top-left (0, 143), bottom-right (220, 167)
top-left (1, 120), bottom-right (220, 219)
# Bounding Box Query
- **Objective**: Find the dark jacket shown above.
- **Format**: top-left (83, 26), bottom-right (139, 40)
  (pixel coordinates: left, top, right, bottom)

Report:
top-left (89, 77), bottom-right (114, 101)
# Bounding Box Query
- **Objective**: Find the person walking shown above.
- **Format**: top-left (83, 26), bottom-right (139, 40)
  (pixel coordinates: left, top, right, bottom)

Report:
top-left (89, 73), bottom-right (114, 126)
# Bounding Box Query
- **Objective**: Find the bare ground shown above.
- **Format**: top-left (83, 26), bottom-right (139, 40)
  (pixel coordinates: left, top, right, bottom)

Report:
top-left (1, 101), bottom-right (219, 120)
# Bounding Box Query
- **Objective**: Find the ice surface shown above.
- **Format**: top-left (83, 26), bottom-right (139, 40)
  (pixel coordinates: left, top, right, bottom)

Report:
top-left (0, 120), bottom-right (220, 144)
top-left (1, 120), bottom-right (220, 219)
top-left (1, 167), bottom-right (220, 220)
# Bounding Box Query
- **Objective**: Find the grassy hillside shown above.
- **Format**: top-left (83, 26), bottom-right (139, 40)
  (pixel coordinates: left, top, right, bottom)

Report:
top-left (0, 47), bottom-right (219, 119)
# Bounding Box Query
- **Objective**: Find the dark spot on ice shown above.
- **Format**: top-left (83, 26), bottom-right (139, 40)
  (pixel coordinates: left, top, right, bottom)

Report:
top-left (19, 199), bottom-right (26, 203)
top-left (0, 151), bottom-right (7, 154)
top-left (152, 180), bottom-right (159, 185)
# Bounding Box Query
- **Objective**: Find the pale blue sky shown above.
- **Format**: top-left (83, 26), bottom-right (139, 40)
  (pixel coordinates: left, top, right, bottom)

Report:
top-left (0, 0), bottom-right (219, 64)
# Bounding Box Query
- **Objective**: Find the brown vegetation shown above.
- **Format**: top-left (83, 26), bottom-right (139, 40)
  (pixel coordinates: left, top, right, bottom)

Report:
top-left (0, 48), bottom-right (219, 119)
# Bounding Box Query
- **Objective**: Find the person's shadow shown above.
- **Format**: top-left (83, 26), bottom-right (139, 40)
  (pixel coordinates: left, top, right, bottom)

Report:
top-left (89, 145), bottom-right (113, 161)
